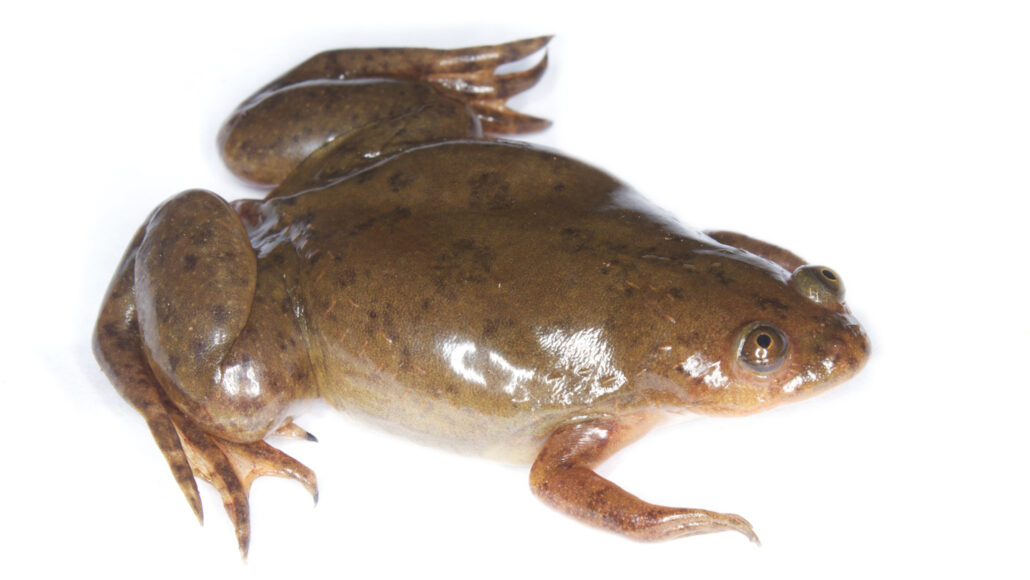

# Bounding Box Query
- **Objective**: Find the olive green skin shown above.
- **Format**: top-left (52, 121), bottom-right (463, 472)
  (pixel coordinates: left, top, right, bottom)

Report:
top-left (205, 140), bottom-right (865, 462)
top-left (94, 39), bottom-right (869, 552)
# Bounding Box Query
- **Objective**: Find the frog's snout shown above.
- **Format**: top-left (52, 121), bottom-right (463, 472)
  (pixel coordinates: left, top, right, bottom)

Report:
top-left (810, 313), bottom-right (870, 394)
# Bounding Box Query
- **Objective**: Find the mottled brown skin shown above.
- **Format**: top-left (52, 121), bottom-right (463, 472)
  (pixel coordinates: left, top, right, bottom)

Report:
top-left (94, 37), bottom-right (869, 558)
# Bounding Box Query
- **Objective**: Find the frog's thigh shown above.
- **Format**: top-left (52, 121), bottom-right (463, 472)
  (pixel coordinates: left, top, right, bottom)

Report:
top-left (134, 189), bottom-right (256, 417)
top-left (530, 417), bottom-right (760, 543)
top-left (266, 92), bottom-right (482, 199)
top-left (219, 81), bottom-right (480, 187)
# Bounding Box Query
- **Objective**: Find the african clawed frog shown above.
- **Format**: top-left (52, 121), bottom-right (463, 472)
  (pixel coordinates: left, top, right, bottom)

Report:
top-left (94, 37), bottom-right (869, 557)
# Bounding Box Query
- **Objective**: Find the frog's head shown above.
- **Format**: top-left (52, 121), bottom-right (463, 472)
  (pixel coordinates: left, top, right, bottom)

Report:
top-left (671, 262), bottom-right (870, 416)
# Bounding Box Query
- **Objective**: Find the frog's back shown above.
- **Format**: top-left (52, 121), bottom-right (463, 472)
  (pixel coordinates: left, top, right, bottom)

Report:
top-left (258, 141), bottom-right (713, 462)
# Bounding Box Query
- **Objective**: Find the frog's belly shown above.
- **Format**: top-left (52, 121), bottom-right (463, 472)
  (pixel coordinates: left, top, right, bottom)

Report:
top-left (315, 364), bottom-right (580, 464)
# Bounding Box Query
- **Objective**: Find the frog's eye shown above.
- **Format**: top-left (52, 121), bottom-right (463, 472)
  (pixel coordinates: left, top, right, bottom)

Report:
top-left (791, 265), bottom-right (845, 305)
top-left (738, 324), bottom-right (788, 373)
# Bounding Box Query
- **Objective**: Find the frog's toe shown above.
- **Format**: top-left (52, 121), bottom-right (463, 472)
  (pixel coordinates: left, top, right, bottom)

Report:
top-left (134, 391), bottom-right (205, 524)
top-left (694, 511), bottom-right (761, 545)
top-left (429, 50), bottom-right (548, 100)
top-left (469, 100), bottom-right (552, 134)
top-left (272, 417), bottom-right (318, 442)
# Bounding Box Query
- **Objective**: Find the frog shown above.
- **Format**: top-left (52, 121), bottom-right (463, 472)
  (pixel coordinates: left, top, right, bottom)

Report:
top-left (94, 36), bottom-right (869, 558)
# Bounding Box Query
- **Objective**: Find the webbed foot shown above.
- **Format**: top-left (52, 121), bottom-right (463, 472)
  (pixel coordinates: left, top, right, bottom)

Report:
top-left (421, 36), bottom-right (553, 133)
top-left (165, 398), bottom-right (318, 560)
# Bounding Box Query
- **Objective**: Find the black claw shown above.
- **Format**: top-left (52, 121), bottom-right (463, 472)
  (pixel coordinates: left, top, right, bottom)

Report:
top-left (305, 432), bottom-right (318, 442)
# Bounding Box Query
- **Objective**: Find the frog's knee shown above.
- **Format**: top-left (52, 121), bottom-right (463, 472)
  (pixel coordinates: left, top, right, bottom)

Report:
top-left (134, 190), bottom-right (261, 430)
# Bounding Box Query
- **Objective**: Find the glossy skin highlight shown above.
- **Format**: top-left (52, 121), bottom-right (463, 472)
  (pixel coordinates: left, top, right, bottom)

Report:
top-left (94, 37), bottom-right (869, 557)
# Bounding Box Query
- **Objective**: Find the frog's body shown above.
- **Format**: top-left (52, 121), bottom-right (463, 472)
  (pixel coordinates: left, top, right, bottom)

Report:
top-left (94, 37), bottom-right (869, 558)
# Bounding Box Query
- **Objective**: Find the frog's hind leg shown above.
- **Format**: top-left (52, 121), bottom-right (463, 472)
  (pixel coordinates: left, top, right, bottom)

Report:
top-left (247, 35), bottom-right (552, 134)
top-left (219, 37), bottom-right (552, 187)
top-left (94, 191), bottom-right (318, 559)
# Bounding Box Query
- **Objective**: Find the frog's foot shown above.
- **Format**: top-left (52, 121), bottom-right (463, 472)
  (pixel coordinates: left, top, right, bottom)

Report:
top-left (421, 36), bottom-right (553, 133)
top-left (530, 417), bottom-right (761, 544)
top-left (163, 401), bottom-right (318, 560)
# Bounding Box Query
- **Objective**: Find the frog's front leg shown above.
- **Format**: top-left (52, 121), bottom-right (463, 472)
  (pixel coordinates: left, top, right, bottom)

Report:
top-left (530, 416), bottom-right (760, 543)
top-left (94, 190), bottom-right (317, 559)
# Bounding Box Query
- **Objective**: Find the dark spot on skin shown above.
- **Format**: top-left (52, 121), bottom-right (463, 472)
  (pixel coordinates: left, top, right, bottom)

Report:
top-left (553, 182), bottom-right (566, 193)
top-left (483, 319), bottom-right (498, 337)
top-left (387, 171), bottom-right (414, 192)
top-left (467, 171), bottom-right (515, 210)
top-left (211, 305), bottom-right (230, 323)
top-left (667, 287), bottom-right (684, 300)
top-left (290, 365), bottom-right (308, 382)
top-left (560, 227), bottom-right (595, 253)
top-left (367, 310), bottom-right (378, 319)
top-left (352, 216), bottom-right (378, 232)
top-left (430, 238), bottom-right (495, 285)
top-left (336, 268), bottom-right (357, 288)
top-left (756, 296), bottom-right (789, 314)
top-left (189, 226), bottom-right (216, 246)
top-left (156, 301), bottom-right (173, 323)
top-left (349, 206), bottom-right (413, 234)
top-left (585, 489), bottom-right (608, 514)
top-left (709, 268), bottom-right (733, 286)
top-left (183, 254), bottom-right (198, 271)
top-left (190, 339), bottom-right (207, 362)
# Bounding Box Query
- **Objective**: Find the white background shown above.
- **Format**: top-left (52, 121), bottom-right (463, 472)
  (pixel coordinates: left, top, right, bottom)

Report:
top-left (2, 1), bottom-right (1027, 577)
